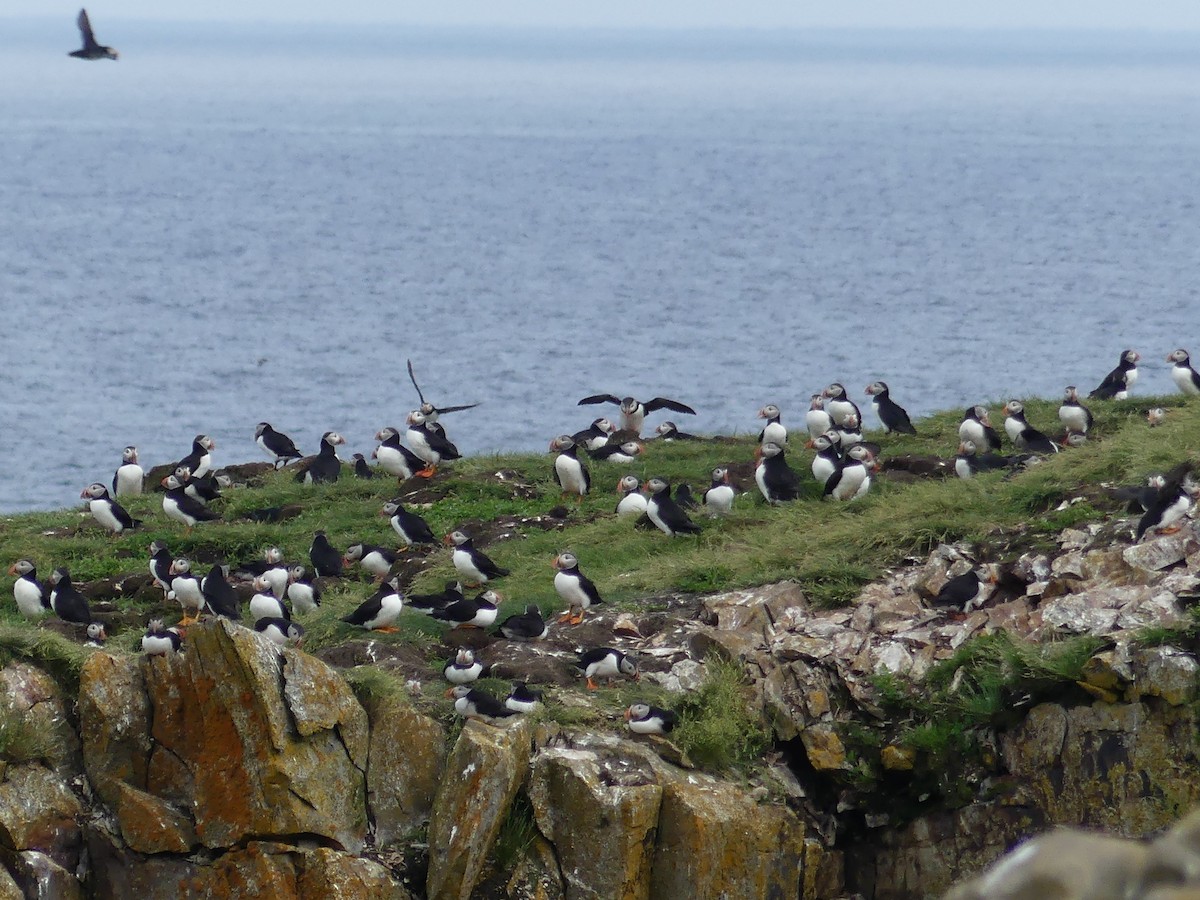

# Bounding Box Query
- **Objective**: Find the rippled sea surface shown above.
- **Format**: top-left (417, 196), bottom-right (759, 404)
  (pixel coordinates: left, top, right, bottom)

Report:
top-left (2, 24), bottom-right (1198, 512)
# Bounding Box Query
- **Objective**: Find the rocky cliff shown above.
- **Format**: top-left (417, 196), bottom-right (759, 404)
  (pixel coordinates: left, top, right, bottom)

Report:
top-left (1, 513), bottom-right (1200, 898)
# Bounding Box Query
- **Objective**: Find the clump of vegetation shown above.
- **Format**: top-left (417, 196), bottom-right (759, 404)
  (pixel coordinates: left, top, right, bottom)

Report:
top-left (0, 626), bottom-right (94, 697)
top-left (0, 704), bottom-right (57, 767)
top-left (490, 793), bottom-right (540, 874)
top-left (672, 656), bottom-right (768, 772)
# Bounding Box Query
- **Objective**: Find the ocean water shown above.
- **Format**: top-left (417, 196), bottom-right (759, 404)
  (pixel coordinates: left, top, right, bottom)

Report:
top-left (2, 23), bottom-right (1198, 513)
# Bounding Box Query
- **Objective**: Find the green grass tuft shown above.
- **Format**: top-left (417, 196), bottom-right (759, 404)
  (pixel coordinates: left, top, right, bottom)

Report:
top-left (672, 656), bottom-right (768, 772)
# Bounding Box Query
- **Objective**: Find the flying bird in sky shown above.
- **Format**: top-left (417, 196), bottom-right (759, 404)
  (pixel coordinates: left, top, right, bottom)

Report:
top-left (69, 9), bottom-right (119, 60)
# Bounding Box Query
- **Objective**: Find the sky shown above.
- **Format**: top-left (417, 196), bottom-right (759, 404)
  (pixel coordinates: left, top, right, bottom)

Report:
top-left (7, 0), bottom-right (1200, 30)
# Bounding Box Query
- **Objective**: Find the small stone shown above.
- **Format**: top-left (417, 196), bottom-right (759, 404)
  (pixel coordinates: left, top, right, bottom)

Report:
top-left (801, 726), bottom-right (846, 771)
top-left (881, 745), bottom-right (915, 771)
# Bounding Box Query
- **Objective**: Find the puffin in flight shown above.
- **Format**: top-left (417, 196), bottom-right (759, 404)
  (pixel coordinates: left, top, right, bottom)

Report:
top-left (577, 394), bottom-right (696, 434)
top-left (69, 9), bottom-right (118, 60)
top-left (407, 359), bottom-right (479, 430)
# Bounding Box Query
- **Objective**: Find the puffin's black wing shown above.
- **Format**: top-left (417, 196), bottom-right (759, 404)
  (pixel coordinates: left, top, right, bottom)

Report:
top-left (674, 483), bottom-right (698, 510)
top-left (579, 394), bottom-right (621, 407)
top-left (77, 9), bottom-right (100, 51)
top-left (982, 424), bottom-right (1003, 452)
top-left (425, 428), bottom-right (461, 460)
top-left (932, 571), bottom-right (980, 606)
top-left (113, 501), bottom-right (141, 531)
top-left (434, 403), bottom-right (479, 414)
top-left (644, 397), bottom-right (697, 415)
top-left (475, 550), bottom-right (510, 579)
top-left (1088, 368), bottom-right (1125, 400)
top-left (407, 359), bottom-right (428, 405)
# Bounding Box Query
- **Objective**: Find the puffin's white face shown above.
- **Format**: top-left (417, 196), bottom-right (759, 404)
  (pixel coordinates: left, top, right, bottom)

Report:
top-left (50, 567), bottom-right (68, 586)
top-left (407, 410), bottom-right (426, 427)
top-left (173, 466), bottom-right (192, 482)
top-left (821, 429), bottom-right (840, 444)
top-left (617, 474), bottom-right (640, 495)
top-left (809, 394), bottom-right (824, 410)
top-left (1168, 349), bottom-right (1190, 364)
top-left (654, 422), bottom-right (676, 436)
top-left (760, 442), bottom-right (783, 459)
top-left (170, 557), bottom-right (191, 575)
top-left (645, 477), bottom-right (668, 494)
top-left (455, 647), bottom-right (474, 664)
top-left (1125, 350), bottom-right (1141, 364)
top-left (479, 589), bottom-right (501, 604)
top-left (554, 551), bottom-right (578, 570)
top-left (595, 418), bottom-right (615, 434)
top-left (550, 435), bottom-right (574, 452)
top-left (87, 623), bottom-right (107, 642)
top-left (711, 466), bottom-right (727, 481)
top-left (847, 445), bottom-right (873, 463)
top-left (265, 547), bottom-right (283, 564)
top-left (1064, 432), bottom-right (1087, 447)
top-left (9, 559), bottom-right (34, 577)
top-left (619, 398), bottom-right (639, 415)
top-left (1148, 408), bottom-right (1166, 426)
top-left (323, 432), bottom-right (346, 447)
top-left (758, 405), bottom-right (780, 419)
top-left (959, 440), bottom-right (978, 454)
top-left (865, 382), bottom-right (886, 396)
top-left (252, 576), bottom-right (270, 593)
top-left (380, 502), bottom-right (400, 519)
top-left (1005, 400), bottom-right (1024, 416)
top-left (375, 427), bottom-right (398, 442)
top-left (449, 685), bottom-right (472, 700)
top-left (344, 543), bottom-right (365, 561)
top-left (619, 442), bottom-right (643, 456)
top-left (161, 475), bottom-right (182, 490)
top-left (122, 446), bottom-right (138, 463)
top-left (812, 436), bottom-right (833, 452)
top-left (82, 482), bottom-right (107, 500)
top-left (385, 576), bottom-right (401, 592)
top-left (420, 402), bottom-right (436, 416)
top-left (289, 565), bottom-right (305, 581)
top-left (618, 655), bottom-right (639, 677)
top-left (1063, 386), bottom-right (1078, 401)
top-left (841, 414), bottom-right (860, 430)
top-left (448, 530), bottom-right (469, 546)
top-left (824, 383), bottom-right (845, 399)
top-left (627, 703), bottom-right (651, 719)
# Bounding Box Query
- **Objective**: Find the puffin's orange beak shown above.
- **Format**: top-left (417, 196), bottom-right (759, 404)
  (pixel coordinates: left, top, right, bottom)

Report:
top-left (442, 534), bottom-right (454, 546)
top-left (552, 555), bottom-right (561, 569)
top-left (623, 708), bottom-right (633, 721)
top-left (444, 686), bottom-right (456, 698)
top-left (6, 564), bottom-right (17, 576)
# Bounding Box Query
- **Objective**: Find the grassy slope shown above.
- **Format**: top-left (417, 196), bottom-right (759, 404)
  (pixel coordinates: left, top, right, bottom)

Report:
top-left (1, 394), bottom-right (1196, 662)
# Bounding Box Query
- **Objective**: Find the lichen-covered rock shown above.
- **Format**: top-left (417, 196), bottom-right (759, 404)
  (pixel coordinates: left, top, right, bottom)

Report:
top-left (529, 745), bottom-right (662, 899)
top-left (361, 690), bottom-right (447, 848)
top-left (0, 764), bottom-right (83, 872)
top-left (801, 725), bottom-right (846, 772)
top-left (0, 864), bottom-right (20, 900)
top-left (1130, 647), bottom-right (1200, 706)
top-left (80, 619), bottom-right (369, 855)
top-left (297, 846), bottom-right (412, 899)
top-left (0, 663), bottom-right (82, 781)
top-left (650, 769), bottom-right (807, 900)
top-left (0, 848), bottom-right (83, 900)
top-left (1123, 530), bottom-right (1200, 572)
top-left (502, 834), bottom-right (566, 900)
top-left (426, 717), bottom-right (533, 900)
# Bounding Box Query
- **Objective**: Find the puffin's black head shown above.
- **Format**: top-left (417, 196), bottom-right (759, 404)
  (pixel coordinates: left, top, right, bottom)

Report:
top-left (81, 482), bottom-right (109, 500)
top-left (865, 381), bottom-right (889, 397)
top-left (1123, 349), bottom-right (1141, 365)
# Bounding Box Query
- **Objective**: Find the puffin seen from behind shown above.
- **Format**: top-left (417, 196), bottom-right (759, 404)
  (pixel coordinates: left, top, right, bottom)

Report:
top-left (351, 453), bottom-right (375, 478)
top-left (553, 551), bottom-right (604, 624)
top-left (255, 422), bottom-right (303, 468)
top-left (1167, 349), bottom-right (1200, 396)
top-left (1089, 350), bottom-right (1140, 400)
top-left (201, 564), bottom-right (241, 620)
top-left (69, 9), bottom-right (118, 60)
top-left (297, 431), bottom-right (346, 484)
top-left (497, 604), bottom-right (549, 641)
top-left (864, 381), bottom-right (917, 435)
top-left (644, 477), bottom-right (702, 536)
top-left (505, 682), bottom-right (543, 713)
top-left (755, 442), bottom-right (801, 504)
top-left (81, 483), bottom-right (141, 534)
top-left (445, 530), bottom-right (510, 586)
top-left (149, 541), bottom-right (173, 594)
top-left (930, 567), bottom-right (996, 612)
top-left (340, 576), bottom-right (404, 631)
top-left (550, 435), bottom-right (590, 500)
top-left (577, 393), bottom-right (696, 435)
top-left (8, 560), bottom-right (49, 618)
top-left (112, 446), bottom-right (144, 496)
top-left (49, 567), bottom-right (105, 640)
top-left (309, 530), bottom-right (343, 577)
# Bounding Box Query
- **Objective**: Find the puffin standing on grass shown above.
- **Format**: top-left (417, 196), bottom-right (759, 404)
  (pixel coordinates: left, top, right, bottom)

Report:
top-left (553, 551), bottom-right (604, 624)
top-left (864, 382), bottom-right (917, 434)
top-left (702, 467), bottom-right (738, 516)
top-left (644, 477), bottom-right (702, 536)
top-left (286, 566), bottom-right (322, 614)
top-left (342, 542), bottom-right (398, 579)
top-left (806, 394), bottom-right (834, 440)
top-left (550, 435), bottom-right (590, 500)
top-left (1058, 386), bottom-right (1095, 435)
top-left (822, 383), bottom-right (861, 428)
top-left (406, 410), bottom-right (461, 477)
top-left (8, 560), bottom-right (49, 618)
top-left (959, 406), bottom-right (1003, 452)
top-left (161, 474), bottom-right (220, 530)
top-left (431, 590), bottom-right (500, 630)
top-left (615, 475), bottom-right (649, 518)
top-left (340, 577), bottom-right (404, 631)
top-left (1003, 401), bottom-right (1059, 454)
top-left (81, 483), bottom-right (141, 534)
top-left (446, 531), bottom-right (509, 586)
top-left (810, 434), bottom-right (842, 486)
top-left (1089, 350), bottom-right (1140, 400)
top-left (256, 422), bottom-right (303, 468)
top-left (249, 576), bottom-right (289, 624)
top-left (824, 445), bottom-right (874, 501)
top-left (309, 531), bottom-right (343, 577)
top-left (589, 441), bottom-right (644, 464)
top-left (577, 394), bottom-right (697, 434)
top-left (1167, 350), bottom-right (1200, 396)
top-left (373, 427), bottom-right (424, 480)
top-left (755, 442), bottom-right (801, 504)
top-left (382, 501), bottom-right (437, 549)
top-left (149, 541), bottom-right (173, 594)
top-left (298, 432), bottom-right (346, 484)
top-left (112, 446), bottom-right (144, 496)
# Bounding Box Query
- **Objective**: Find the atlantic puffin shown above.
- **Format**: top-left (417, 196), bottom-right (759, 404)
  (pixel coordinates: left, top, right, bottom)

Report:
top-left (615, 475), bottom-right (649, 518)
top-left (505, 683), bottom-right (543, 713)
top-left (112, 446), bottom-right (143, 496)
top-left (1137, 467), bottom-right (1197, 541)
top-left (255, 618), bottom-right (306, 647)
top-left (81, 483), bottom-right (141, 534)
top-left (177, 435), bottom-right (215, 479)
top-left (430, 590), bottom-right (500, 630)
top-left (821, 383), bottom-right (861, 428)
top-left (497, 604), bottom-right (549, 640)
top-left (149, 541), bottom-right (173, 594)
top-left (757, 405), bottom-right (787, 445)
top-left (69, 9), bottom-right (118, 60)
top-left (341, 577), bottom-right (404, 631)
top-left (1167, 350), bottom-right (1200, 396)
top-left (48, 567), bottom-right (104, 638)
top-left (445, 531), bottom-right (510, 585)
top-left (382, 501), bottom-right (437, 548)
top-left (297, 432), bottom-right (345, 484)
top-left (824, 445), bottom-right (874, 501)
top-left (954, 441), bottom-right (1015, 479)
top-left (161, 474), bottom-right (220, 530)
top-left (571, 417), bottom-right (616, 451)
top-left (443, 648), bottom-right (485, 684)
top-left (1003, 401), bottom-right (1059, 454)
top-left (351, 454), bottom-right (375, 479)
top-left (406, 581), bottom-right (463, 616)
top-left (553, 551), bottom-right (604, 624)
top-left (249, 576), bottom-right (289, 624)
top-left (309, 531), bottom-right (343, 577)
top-left (174, 467), bottom-right (222, 506)
top-left (625, 703), bottom-right (677, 735)
top-left (550, 435), bottom-right (591, 500)
top-left (644, 477), bottom-right (702, 536)
top-left (1148, 408), bottom-right (1167, 427)
top-left (673, 483), bottom-right (698, 510)
top-left (1058, 386), bottom-right (1095, 435)
top-left (8, 560), bottom-right (49, 618)
top-left (405, 410), bottom-right (461, 476)
top-left (577, 394), bottom-right (696, 434)
top-left (255, 422), bottom-right (303, 468)
top-left (142, 619), bottom-right (182, 656)
top-left (1089, 350), bottom-right (1140, 400)
top-left (169, 557), bottom-right (205, 624)
top-left (702, 467), bottom-right (738, 516)
top-left (286, 566), bottom-right (321, 614)
top-left (342, 542), bottom-right (397, 579)
top-left (447, 685), bottom-right (519, 723)
top-left (578, 647), bottom-right (639, 690)
top-left (406, 359), bottom-right (480, 428)
top-left (200, 564), bottom-right (241, 620)
top-left (810, 434), bottom-right (842, 486)
top-left (755, 442), bottom-right (801, 504)
top-left (805, 394), bottom-right (834, 440)
top-left (589, 441), bottom-right (644, 464)
top-left (257, 548), bottom-right (290, 600)
top-left (652, 421), bottom-right (701, 441)
top-left (959, 406), bottom-right (1003, 452)
top-left (1104, 473), bottom-right (1166, 513)
top-left (373, 427), bottom-right (423, 480)
top-left (930, 568), bottom-right (995, 612)
top-left (864, 382), bottom-right (917, 434)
